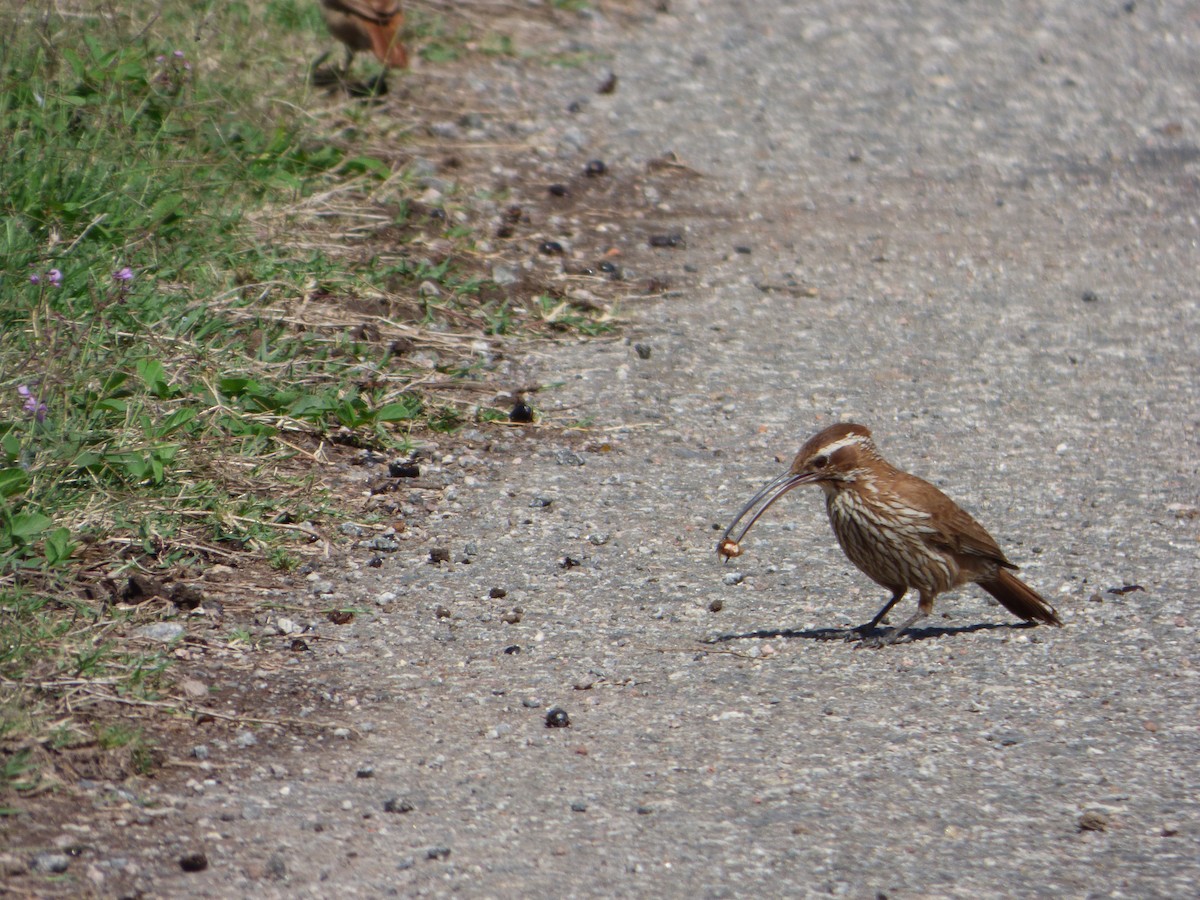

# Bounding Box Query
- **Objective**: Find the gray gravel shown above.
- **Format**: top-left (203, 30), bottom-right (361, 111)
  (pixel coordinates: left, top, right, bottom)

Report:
top-left (22, 1), bottom-right (1200, 896)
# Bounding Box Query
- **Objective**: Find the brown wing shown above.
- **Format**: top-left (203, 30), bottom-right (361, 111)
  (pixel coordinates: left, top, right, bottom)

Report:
top-left (890, 471), bottom-right (1017, 569)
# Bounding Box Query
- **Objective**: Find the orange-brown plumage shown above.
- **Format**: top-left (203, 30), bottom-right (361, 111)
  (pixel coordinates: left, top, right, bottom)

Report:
top-left (319, 0), bottom-right (408, 69)
top-left (719, 422), bottom-right (1062, 646)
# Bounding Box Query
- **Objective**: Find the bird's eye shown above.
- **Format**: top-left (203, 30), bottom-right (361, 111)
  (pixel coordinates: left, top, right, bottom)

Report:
top-left (811, 454), bottom-right (828, 468)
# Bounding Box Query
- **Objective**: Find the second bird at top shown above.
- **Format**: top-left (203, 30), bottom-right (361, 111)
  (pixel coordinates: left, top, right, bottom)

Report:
top-left (318, 0), bottom-right (408, 71)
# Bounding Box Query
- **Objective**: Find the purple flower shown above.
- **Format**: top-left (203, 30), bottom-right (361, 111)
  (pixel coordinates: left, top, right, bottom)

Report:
top-left (173, 50), bottom-right (185, 59)
top-left (17, 385), bottom-right (47, 423)
top-left (114, 266), bottom-right (134, 283)
top-left (29, 273), bottom-right (40, 285)
top-left (47, 269), bottom-right (62, 287)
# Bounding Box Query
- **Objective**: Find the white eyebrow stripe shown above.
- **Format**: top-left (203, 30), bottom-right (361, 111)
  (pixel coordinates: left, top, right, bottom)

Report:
top-left (818, 433), bottom-right (870, 455)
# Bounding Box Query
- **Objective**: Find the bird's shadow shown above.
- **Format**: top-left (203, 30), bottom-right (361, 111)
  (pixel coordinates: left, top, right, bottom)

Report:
top-left (705, 620), bottom-right (1037, 646)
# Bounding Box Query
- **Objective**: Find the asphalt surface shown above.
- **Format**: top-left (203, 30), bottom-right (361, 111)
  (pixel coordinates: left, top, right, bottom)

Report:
top-left (24, 1), bottom-right (1200, 896)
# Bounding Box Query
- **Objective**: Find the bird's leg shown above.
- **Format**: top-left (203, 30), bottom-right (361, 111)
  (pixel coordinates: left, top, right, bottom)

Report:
top-left (309, 49), bottom-right (336, 86)
top-left (862, 592), bottom-right (934, 648)
top-left (847, 587), bottom-right (906, 640)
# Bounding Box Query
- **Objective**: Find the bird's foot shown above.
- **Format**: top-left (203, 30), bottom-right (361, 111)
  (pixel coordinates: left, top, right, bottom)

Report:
top-left (348, 72), bottom-right (389, 98)
top-left (843, 622), bottom-right (882, 643)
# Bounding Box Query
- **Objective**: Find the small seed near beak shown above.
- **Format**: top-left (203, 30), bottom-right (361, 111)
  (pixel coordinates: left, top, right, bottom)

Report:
top-left (718, 539), bottom-right (743, 559)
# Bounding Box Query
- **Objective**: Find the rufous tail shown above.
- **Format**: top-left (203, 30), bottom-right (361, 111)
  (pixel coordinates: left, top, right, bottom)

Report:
top-left (980, 569), bottom-right (1063, 626)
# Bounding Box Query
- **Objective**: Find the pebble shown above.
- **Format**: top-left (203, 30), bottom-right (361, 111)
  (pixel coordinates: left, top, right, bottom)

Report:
top-left (383, 796), bottom-right (416, 814)
top-left (555, 449), bottom-right (585, 466)
top-left (30, 852), bottom-right (70, 874)
top-left (722, 572), bottom-right (744, 586)
top-left (234, 730), bottom-right (258, 748)
top-left (135, 622), bottom-right (185, 643)
top-left (367, 536), bottom-right (399, 552)
top-left (426, 847), bottom-right (452, 861)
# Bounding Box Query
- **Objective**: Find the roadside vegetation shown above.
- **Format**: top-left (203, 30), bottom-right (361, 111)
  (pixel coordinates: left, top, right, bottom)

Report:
top-left (1, 0), bottom-right (616, 799)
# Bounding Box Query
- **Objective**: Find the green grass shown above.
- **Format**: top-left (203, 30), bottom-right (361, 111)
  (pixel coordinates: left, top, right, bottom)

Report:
top-left (0, 0), bottom-right (615, 794)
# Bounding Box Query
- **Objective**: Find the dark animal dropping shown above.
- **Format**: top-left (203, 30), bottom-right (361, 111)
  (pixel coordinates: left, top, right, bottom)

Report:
top-left (389, 461), bottom-right (420, 478)
top-left (179, 852), bottom-right (209, 873)
top-left (648, 232), bottom-right (683, 248)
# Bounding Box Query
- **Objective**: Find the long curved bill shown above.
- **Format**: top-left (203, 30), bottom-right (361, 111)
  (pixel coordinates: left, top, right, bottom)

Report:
top-left (717, 469), bottom-right (817, 561)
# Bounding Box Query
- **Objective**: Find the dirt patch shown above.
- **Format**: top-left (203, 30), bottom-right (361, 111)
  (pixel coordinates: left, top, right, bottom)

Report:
top-left (1, 5), bottom-right (706, 891)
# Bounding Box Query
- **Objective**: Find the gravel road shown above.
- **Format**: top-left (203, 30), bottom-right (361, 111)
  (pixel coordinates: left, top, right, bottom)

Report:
top-left (17, 1), bottom-right (1200, 896)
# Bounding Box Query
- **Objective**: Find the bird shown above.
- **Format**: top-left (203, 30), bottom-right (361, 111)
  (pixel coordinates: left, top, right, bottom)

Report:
top-left (718, 422), bottom-right (1062, 646)
top-left (317, 0), bottom-right (408, 75)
